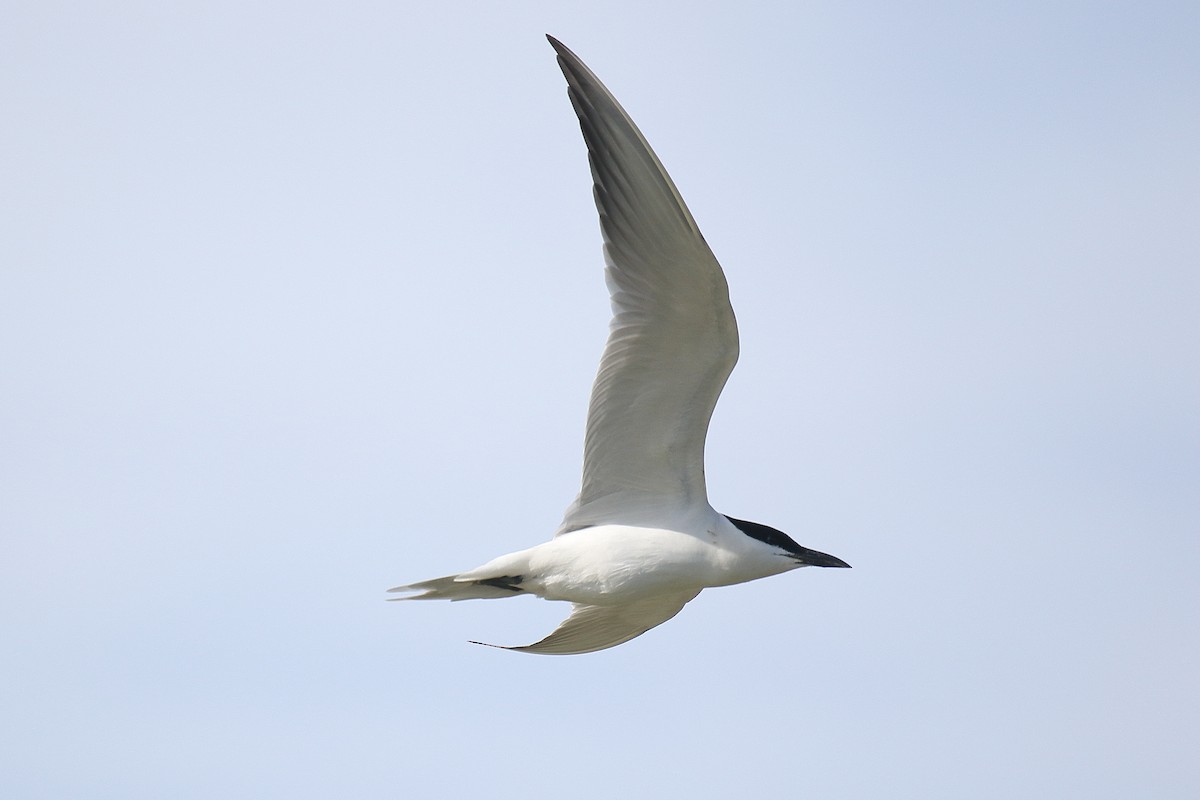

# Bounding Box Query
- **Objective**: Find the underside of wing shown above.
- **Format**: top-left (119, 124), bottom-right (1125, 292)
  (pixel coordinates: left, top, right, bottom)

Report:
top-left (548, 37), bottom-right (739, 533)
top-left (473, 591), bottom-right (700, 655)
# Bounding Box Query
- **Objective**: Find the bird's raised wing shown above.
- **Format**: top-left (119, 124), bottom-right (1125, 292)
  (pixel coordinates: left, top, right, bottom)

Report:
top-left (548, 36), bottom-right (739, 534)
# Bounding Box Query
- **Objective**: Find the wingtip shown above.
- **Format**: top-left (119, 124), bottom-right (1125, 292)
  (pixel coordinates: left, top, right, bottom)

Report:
top-left (469, 640), bottom-right (518, 652)
top-left (545, 34), bottom-right (576, 64)
top-left (469, 639), bottom-right (565, 655)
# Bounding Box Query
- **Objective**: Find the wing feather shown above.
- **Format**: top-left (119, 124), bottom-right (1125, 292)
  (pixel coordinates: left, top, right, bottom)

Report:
top-left (473, 591), bottom-right (699, 655)
top-left (547, 36), bottom-right (739, 533)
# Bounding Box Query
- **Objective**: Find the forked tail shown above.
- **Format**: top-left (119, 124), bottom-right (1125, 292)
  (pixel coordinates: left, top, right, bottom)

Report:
top-left (387, 574), bottom-right (527, 602)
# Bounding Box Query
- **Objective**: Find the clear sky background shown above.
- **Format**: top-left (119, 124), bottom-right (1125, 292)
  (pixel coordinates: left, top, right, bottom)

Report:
top-left (2, 2), bottom-right (1197, 797)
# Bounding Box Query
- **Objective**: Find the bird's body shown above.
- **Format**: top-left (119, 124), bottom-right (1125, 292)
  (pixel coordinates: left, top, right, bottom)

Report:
top-left (460, 518), bottom-right (802, 605)
top-left (390, 36), bottom-right (849, 654)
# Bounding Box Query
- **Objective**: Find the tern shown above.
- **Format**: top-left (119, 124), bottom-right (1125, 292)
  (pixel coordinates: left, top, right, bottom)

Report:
top-left (389, 35), bottom-right (850, 654)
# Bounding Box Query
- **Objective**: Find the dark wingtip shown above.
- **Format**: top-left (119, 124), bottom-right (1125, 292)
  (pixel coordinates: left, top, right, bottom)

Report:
top-left (545, 35), bottom-right (583, 72)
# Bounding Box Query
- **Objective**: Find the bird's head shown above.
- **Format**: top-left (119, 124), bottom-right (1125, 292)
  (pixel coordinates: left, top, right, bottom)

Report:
top-left (725, 516), bottom-right (851, 568)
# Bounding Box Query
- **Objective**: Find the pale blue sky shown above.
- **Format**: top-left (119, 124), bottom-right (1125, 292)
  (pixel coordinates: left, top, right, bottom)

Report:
top-left (2, 2), bottom-right (1197, 797)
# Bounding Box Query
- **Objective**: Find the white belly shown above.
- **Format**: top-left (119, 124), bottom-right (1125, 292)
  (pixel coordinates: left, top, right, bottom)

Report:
top-left (523, 525), bottom-right (721, 604)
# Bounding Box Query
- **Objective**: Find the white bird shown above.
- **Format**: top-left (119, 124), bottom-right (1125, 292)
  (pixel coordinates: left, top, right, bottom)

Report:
top-left (389, 35), bottom-right (850, 655)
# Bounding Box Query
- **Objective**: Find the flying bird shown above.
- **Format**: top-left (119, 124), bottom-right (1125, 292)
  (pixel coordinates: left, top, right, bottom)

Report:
top-left (389, 35), bottom-right (850, 654)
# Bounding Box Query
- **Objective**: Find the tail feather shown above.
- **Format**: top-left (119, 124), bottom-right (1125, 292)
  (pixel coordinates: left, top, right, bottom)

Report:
top-left (387, 574), bottom-right (526, 602)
